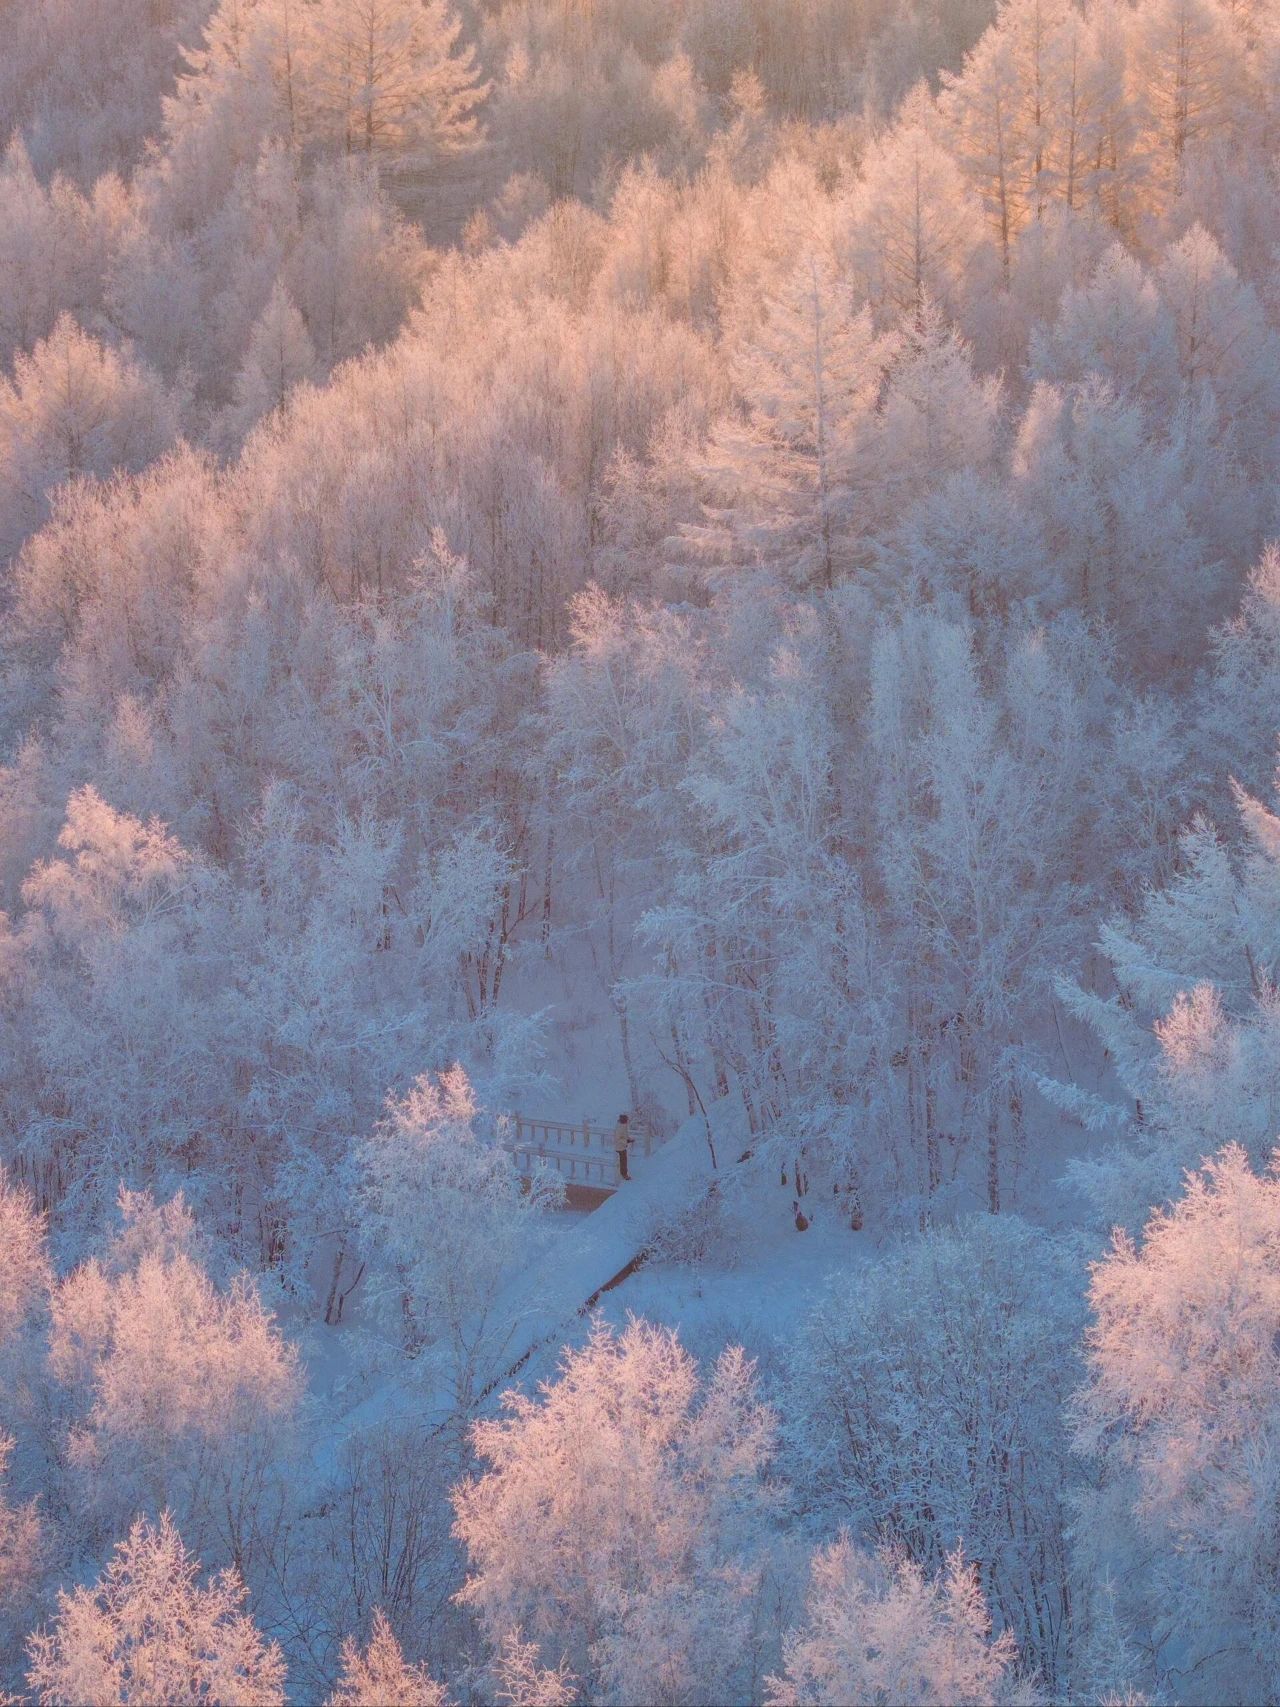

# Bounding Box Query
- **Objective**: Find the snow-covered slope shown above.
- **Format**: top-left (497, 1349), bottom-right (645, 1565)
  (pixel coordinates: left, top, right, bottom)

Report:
top-left (333, 1107), bottom-right (728, 1444)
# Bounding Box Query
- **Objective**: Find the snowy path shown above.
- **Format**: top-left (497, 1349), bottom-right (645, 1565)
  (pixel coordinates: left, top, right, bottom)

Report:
top-left (331, 1107), bottom-right (728, 1447)
top-left (481, 1107), bottom-right (723, 1374)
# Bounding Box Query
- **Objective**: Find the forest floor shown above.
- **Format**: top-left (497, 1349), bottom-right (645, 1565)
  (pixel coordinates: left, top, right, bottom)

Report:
top-left (297, 928), bottom-right (1108, 1467)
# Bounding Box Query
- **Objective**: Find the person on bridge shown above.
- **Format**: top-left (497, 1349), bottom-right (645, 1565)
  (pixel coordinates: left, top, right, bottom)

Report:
top-left (614, 1114), bottom-right (633, 1181)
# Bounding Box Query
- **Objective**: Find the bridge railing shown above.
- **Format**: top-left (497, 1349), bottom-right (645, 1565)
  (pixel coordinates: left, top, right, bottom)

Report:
top-left (507, 1113), bottom-right (653, 1190)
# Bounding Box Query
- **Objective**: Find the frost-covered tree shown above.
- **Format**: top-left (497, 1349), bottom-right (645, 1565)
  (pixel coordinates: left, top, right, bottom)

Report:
top-left (160, 0), bottom-right (483, 193)
top-left (25, 1510), bottom-right (286, 1707)
top-left (0, 0), bottom-right (215, 182)
top-left (869, 615), bottom-right (1089, 1213)
top-left (547, 585), bottom-right (707, 1112)
top-left (1199, 542), bottom-right (1280, 796)
top-left (48, 1190), bottom-right (300, 1564)
top-left (310, 0), bottom-right (485, 165)
top-left (491, 1630), bottom-right (577, 1707)
top-left (683, 251), bottom-right (892, 592)
top-left (788, 1216), bottom-right (1080, 1687)
top-left (941, 12), bottom-right (1027, 283)
top-left (358, 1068), bottom-right (559, 1412)
top-left (298, 1412), bottom-right (467, 1699)
top-left (868, 304), bottom-right (1000, 533)
top-left (157, 0), bottom-right (312, 222)
top-left (11, 786), bottom-right (223, 1236)
top-left (326, 1608), bottom-right (451, 1707)
top-left (1155, 223), bottom-right (1280, 464)
top-left (454, 1318), bottom-right (777, 1706)
top-left (766, 1536), bottom-right (1031, 1707)
top-left (1061, 769), bottom-right (1280, 1232)
top-left (480, 11), bottom-right (702, 203)
top-left (0, 1433), bottom-right (45, 1692)
top-left (285, 157), bottom-right (428, 368)
top-left (218, 279), bottom-right (317, 449)
top-left (887, 467), bottom-right (1043, 621)
top-left (0, 1180), bottom-right (51, 1546)
top-left (0, 138), bottom-right (125, 367)
top-left (0, 1178), bottom-right (51, 1376)
top-left (1030, 244), bottom-right (1179, 407)
top-left (638, 614), bottom-right (885, 1186)
top-left (1074, 1144), bottom-right (1280, 1703)
top-left (0, 317), bottom-right (179, 560)
top-left (1128, 0), bottom-right (1246, 211)
top-left (842, 84), bottom-right (987, 326)
top-left (1011, 376), bottom-right (1224, 672)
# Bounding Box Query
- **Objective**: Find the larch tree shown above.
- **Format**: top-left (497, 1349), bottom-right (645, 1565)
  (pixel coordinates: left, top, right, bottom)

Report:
top-left (1079, 0), bottom-right (1143, 235)
top-left (1030, 243), bottom-right (1180, 407)
top-left (154, 0), bottom-right (318, 236)
top-left (0, 316), bottom-right (180, 561)
top-left (943, 0), bottom-right (1105, 238)
top-left (0, 0), bottom-right (213, 181)
top-left (941, 14), bottom-right (1028, 284)
top-left (842, 83), bottom-right (986, 327)
top-left (1155, 222), bottom-right (1280, 463)
top-left (887, 466), bottom-right (1044, 622)
top-left (1011, 376), bottom-right (1216, 671)
top-left (310, 0), bottom-right (486, 167)
top-left (0, 137), bottom-right (122, 367)
top-left (286, 157), bottom-right (428, 369)
top-left (869, 303), bottom-right (1001, 533)
top-left (683, 249), bottom-right (892, 592)
top-left (220, 278), bottom-right (317, 449)
top-left (1009, 0), bottom-right (1091, 215)
top-left (1127, 0), bottom-right (1247, 212)
top-left (1046, 3), bottom-right (1112, 215)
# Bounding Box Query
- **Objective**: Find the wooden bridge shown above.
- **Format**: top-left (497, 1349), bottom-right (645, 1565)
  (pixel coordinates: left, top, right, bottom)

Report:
top-left (507, 1113), bottom-right (655, 1198)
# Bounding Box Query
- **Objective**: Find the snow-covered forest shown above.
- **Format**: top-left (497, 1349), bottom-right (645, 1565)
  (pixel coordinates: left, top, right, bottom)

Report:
top-left (3, 0), bottom-right (1280, 1700)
